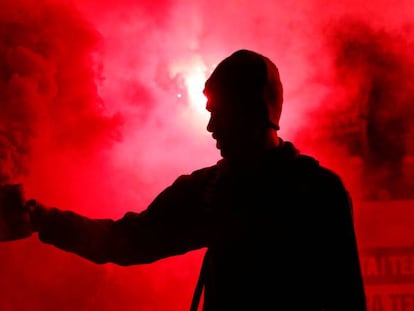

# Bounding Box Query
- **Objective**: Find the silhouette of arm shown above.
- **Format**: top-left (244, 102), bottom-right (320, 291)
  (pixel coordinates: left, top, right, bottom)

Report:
top-left (29, 174), bottom-right (210, 266)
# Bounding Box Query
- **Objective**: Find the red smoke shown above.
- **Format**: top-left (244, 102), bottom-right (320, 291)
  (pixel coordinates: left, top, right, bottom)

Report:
top-left (299, 17), bottom-right (414, 200)
top-left (0, 0), bottom-right (414, 310)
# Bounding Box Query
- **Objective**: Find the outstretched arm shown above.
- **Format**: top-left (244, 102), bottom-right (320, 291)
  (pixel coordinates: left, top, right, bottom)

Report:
top-left (27, 174), bottom-right (210, 266)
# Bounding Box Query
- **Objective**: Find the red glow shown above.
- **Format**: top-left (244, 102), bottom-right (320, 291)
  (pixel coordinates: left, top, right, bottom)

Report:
top-left (1, 0), bottom-right (414, 310)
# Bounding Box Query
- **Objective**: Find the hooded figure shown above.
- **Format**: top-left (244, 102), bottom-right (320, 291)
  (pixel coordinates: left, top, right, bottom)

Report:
top-left (7, 49), bottom-right (366, 311)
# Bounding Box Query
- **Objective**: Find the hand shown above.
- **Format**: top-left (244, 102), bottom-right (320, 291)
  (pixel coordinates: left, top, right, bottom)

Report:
top-left (0, 184), bottom-right (32, 242)
top-left (25, 199), bottom-right (46, 233)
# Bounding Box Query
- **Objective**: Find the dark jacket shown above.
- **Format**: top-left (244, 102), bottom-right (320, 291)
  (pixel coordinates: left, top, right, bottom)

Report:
top-left (35, 141), bottom-right (366, 310)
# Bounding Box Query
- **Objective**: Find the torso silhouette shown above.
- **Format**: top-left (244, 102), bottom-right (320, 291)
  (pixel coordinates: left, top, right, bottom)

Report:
top-left (35, 140), bottom-right (366, 310)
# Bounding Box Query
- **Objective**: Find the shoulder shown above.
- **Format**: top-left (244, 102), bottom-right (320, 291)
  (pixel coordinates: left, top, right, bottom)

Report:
top-left (171, 163), bottom-right (220, 188)
top-left (146, 163), bottom-right (220, 212)
top-left (278, 140), bottom-right (345, 187)
top-left (291, 153), bottom-right (347, 193)
top-left (290, 155), bottom-right (352, 218)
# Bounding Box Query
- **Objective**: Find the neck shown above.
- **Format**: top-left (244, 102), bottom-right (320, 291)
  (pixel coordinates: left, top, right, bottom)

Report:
top-left (225, 129), bottom-right (282, 172)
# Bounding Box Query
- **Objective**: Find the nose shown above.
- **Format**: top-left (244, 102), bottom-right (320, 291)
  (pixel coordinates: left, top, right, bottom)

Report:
top-left (207, 115), bottom-right (214, 133)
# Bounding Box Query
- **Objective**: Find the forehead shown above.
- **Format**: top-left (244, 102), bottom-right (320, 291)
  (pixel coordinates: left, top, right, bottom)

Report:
top-left (203, 84), bottom-right (234, 113)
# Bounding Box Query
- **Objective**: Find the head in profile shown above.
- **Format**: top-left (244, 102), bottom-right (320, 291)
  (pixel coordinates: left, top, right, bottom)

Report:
top-left (203, 49), bottom-right (284, 167)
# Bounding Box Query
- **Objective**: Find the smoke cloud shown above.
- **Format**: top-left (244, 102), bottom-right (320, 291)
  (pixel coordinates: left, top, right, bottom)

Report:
top-left (0, 0), bottom-right (122, 183)
top-left (0, 0), bottom-right (413, 310)
top-left (299, 16), bottom-right (414, 200)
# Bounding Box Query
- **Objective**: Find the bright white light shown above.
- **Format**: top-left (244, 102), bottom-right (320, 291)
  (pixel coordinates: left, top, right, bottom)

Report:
top-left (169, 56), bottom-right (209, 114)
top-left (183, 65), bottom-right (208, 115)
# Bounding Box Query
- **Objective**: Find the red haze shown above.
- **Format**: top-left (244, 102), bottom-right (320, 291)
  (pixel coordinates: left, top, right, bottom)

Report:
top-left (0, 0), bottom-right (414, 310)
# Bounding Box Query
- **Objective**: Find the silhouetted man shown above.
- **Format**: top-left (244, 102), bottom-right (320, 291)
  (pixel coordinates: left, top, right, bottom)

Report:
top-left (11, 49), bottom-right (367, 310)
